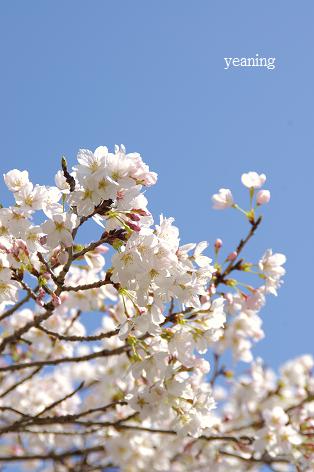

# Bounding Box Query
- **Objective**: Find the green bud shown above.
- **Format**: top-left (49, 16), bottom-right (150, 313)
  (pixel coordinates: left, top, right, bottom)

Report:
top-left (38, 276), bottom-right (47, 287)
top-left (240, 263), bottom-right (253, 272)
top-left (225, 279), bottom-right (237, 287)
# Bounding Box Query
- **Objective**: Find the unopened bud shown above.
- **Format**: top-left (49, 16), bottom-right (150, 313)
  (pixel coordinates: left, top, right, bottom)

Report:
top-left (256, 189), bottom-right (271, 206)
top-left (214, 238), bottom-right (223, 251)
top-left (127, 222), bottom-right (141, 232)
top-left (227, 251), bottom-right (237, 261)
top-left (133, 208), bottom-right (150, 217)
top-left (126, 212), bottom-right (141, 222)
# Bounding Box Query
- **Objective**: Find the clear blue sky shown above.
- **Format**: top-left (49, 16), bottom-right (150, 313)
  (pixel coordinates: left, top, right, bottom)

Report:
top-left (0, 0), bottom-right (313, 370)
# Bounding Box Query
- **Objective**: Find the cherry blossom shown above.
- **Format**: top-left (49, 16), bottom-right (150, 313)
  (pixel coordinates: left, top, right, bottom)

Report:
top-left (3, 169), bottom-right (29, 192)
top-left (41, 212), bottom-right (79, 248)
top-left (0, 146), bottom-right (311, 472)
top-left (241, 171), bottom-right (266, 189)
top-left (212, 188), bottom-right (234, 209)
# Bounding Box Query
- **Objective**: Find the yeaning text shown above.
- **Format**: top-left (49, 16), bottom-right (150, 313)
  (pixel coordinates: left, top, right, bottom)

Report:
top-left (224, 54), bottom-right (276, 70)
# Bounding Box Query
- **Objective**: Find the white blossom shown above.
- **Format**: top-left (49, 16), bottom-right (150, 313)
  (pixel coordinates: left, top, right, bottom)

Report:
top-left (41, 213), bottom-right (78, 248)
top-left (241, 171), bottom-right (266, 189)
top-left (212, 188), bottom-right (234, 209)
top-left (3, 169), bottom-right (29, 192)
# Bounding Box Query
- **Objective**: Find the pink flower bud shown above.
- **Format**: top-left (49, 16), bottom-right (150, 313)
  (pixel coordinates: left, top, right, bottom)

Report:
top-left (227, 251), bottom-right (237, 261)
top-left (214, 238), bottom-right (223, 250)
top-left (256, 189), bottom-right (271, 205)
top-left (128, 222), bottom-right (141, 232)
top-left (132, 208), bottom-right (150, 217)
top-left (126, 213), bottom-right (141, 222)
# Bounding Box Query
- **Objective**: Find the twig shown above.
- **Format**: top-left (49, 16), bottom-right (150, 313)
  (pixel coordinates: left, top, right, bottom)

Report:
top-left (37, 325), bottom-right (119, 342)
top-left (214, 216), bottom-right (262, 286)
top-left (0, 343), bottom-right (129, 372)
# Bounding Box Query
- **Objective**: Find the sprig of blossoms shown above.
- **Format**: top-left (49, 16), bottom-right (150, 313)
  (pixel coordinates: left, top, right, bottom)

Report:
top-left (0, 148), bottom-right (310, 471)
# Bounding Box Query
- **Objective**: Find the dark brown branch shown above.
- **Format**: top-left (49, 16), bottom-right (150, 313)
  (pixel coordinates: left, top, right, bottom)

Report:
top-left (0, 406), bottom-right (31, 418)
top-left (38, 325), bottom-right (119, 342)
top-left (0, 445), bottom-right (104, 463)
top-left (0, 343), bottom-right (128, 373)
top-left (61, 278), bottom-right (118, 293)
top-left (0, 402), bottom-right (130, 435)
top-left (214, 216), bottom-right (262, 286)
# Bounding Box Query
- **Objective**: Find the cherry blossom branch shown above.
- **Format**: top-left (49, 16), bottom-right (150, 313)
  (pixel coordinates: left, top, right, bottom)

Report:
top-left (0, 155), bottom-right (306, 470)
top-left (219, 450), bottom-right (290, 466)
top-left (214, 215), bottom-right (262, 286)
top-left (37, 325), bottom-right (119, 342)
top-left (114, 425), bottom-right (253, 445)
top-left (0, 446), bottom-right (105, 463)
top-left (61, 278), bottom-right (119, 293)
top-left (0, 401), bottom-right (130, 435)
top-left (0, 343), bottom-right (129, 372)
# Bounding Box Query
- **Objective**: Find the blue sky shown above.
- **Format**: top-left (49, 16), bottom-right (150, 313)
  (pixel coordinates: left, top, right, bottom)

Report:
top-left (0, 0), bottom-right (313, 374)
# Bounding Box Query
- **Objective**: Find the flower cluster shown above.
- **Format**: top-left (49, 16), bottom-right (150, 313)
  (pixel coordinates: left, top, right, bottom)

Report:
top-left (212, 171), bottom-right (271, 212)
top-left (0, 147), bottom-right (311, 471)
